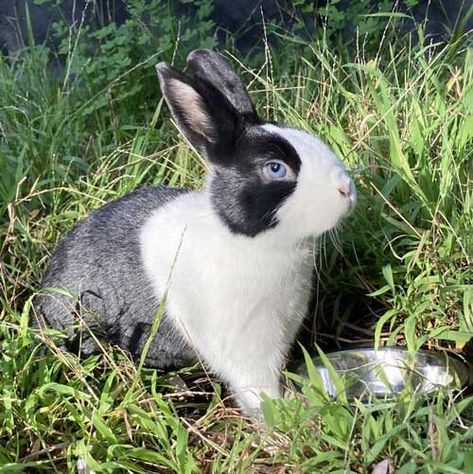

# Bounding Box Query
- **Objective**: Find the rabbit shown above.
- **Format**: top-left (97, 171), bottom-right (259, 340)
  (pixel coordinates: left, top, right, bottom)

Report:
top-left (34, 49), bottom-right (356, 416)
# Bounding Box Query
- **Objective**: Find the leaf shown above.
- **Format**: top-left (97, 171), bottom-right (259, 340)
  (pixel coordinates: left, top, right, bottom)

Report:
top-left (315, 344), bottom-right (348, 405)
top-left (369, 284), bottom-right (391, 297)
top-left (92, 413), bottom-right (117, 444)
top-left (38, 383), bottom-right (91, 401)
top-left (374, 309), bottom-right (399, 350)
top-left (382, 264), bottom-right (395, 292)
top-left (300, 346), bottom-right (331, 404)
top-left (404, 315), bottom-right (417, 353)
top-left (464, 448), bottom-right (473, 472)
top-left (435, 330), bottom-right (473, 345)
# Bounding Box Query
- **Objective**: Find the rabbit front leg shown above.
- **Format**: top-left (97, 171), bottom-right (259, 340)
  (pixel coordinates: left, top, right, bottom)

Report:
top-left (232, 380), bottom-right (281, 417)
top-left (225, 364), bottom-right (283, 416)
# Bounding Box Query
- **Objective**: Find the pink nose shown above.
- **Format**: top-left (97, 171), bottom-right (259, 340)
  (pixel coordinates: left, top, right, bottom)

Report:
top-left (332, 167), bottom-right (354, 200)
top-left (337, 182), bottom-right (352, 198)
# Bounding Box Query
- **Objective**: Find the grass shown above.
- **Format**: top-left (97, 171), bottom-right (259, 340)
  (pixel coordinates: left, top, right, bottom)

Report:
top-left (0, 10), bottom-right (472, 473)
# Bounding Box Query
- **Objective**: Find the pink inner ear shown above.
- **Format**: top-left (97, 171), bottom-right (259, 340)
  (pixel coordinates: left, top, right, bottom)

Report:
top-left (168, 79), bottom-right (216, 141)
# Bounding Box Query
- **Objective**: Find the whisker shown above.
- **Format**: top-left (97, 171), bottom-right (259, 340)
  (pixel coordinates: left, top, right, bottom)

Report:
top-left (329, 226), bottom-right (344, 255)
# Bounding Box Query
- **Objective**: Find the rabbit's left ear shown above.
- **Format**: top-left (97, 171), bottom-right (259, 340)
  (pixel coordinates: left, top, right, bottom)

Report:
top-left (156, 62), bottom-right (240, 162)
top-left (186, 49), bottom-right (259, 124)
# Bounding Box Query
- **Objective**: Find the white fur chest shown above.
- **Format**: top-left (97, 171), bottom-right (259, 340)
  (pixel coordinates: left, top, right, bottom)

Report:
top-left (140, 191), bottom-right (314, 410)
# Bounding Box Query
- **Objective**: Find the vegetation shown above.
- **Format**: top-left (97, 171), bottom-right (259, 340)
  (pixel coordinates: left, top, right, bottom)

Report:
top-left (0, 0), bottom-right (472, 471)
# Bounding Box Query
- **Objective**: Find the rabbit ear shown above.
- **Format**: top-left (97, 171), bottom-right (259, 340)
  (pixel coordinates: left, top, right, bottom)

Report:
top-left (186, 49), bottom-right (258, 123)
top-left (156, 62), bottom-right (240, 161)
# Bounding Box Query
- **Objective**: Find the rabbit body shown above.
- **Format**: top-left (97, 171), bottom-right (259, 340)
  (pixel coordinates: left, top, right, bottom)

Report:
top-left (141, 190), bottom-right (314, 413)
top-left (36, 49), bottom-right (356, 415)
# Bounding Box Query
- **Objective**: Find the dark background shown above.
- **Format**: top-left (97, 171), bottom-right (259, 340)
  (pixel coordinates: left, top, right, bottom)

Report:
top-left (1, 0), bottom-right (472, 56)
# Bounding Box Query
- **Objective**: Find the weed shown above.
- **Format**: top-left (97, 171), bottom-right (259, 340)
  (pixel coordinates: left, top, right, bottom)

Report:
top-left (0, 1), bottom-right (472, 471)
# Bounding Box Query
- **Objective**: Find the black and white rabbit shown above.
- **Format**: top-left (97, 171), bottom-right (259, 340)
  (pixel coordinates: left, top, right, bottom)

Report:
top-left (35, 49), bottom-right (356, 415)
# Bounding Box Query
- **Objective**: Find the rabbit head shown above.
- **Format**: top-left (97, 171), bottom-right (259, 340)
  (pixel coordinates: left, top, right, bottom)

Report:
top-left (156, 50), bottom-right (355, 241)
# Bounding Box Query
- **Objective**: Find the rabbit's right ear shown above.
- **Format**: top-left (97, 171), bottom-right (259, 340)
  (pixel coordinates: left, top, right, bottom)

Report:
top-left (156, 62), bottom-right (240, 162)
top-left (186, 49), bottom-right (258, 123)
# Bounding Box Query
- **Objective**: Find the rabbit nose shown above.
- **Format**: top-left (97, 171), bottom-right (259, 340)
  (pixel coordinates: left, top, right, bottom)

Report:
top-left (333, 169), bottom-right (354, 199)
top-left (337, 182), bottom-right (352, 198)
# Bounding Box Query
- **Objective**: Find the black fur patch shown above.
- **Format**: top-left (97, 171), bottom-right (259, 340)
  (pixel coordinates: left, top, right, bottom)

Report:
top-left (210, 126), bottom-right (301, 237)
top-left (35, 187), bottom-right (197, 369)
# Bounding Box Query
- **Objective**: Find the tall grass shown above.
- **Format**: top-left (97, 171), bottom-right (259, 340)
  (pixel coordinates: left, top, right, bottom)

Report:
top-left (0, 8), bottom-right (472, 472)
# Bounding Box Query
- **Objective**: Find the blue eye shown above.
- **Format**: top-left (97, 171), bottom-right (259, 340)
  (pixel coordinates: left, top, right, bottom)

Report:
top-left (265, 161), bottom-right (287, 179)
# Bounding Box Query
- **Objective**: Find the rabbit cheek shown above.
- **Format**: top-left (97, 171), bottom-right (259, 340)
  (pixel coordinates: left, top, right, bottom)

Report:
top-left (210, 174), bottom-right (297, 237)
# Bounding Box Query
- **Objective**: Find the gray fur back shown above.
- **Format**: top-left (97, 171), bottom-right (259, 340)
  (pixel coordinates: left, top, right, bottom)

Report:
top-left (35, 186), bottom-right (197, 368)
